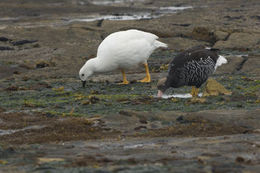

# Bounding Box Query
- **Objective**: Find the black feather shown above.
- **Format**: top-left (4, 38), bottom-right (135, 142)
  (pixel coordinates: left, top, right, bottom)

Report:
top-left (162, 46), bottom-right (220, 92)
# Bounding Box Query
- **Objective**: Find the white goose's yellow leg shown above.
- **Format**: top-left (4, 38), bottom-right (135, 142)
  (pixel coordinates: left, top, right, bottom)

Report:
top-left (138, 63), bottom-right (151, 83)
top-left (119, 69), bottom-right (129, 85)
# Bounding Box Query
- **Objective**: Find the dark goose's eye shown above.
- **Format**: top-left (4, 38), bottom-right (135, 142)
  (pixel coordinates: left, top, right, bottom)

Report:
top-left (81, 74), bottom-right (84, 77)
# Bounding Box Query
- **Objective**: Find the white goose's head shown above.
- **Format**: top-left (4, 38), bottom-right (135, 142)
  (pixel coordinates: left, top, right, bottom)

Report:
top-left (79, 59), bottom-right (95, 87)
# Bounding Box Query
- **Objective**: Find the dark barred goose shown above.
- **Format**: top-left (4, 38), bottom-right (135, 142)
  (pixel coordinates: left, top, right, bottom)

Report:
top-left (157, 46), bottom-right (227, 98)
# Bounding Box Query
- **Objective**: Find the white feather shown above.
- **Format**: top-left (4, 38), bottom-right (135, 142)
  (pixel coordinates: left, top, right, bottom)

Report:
top-left (79, 29), bottom-right (167, 81)
top-left (154, 40), bottom-right (168, 48)
top-left (215, 55), bottom-right (227, 69)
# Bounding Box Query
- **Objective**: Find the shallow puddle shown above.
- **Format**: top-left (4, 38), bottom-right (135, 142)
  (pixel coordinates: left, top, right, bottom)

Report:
top-left (0, 125), bottom-right (45, 136)
top-left (68, 13), bottom-right (155, 22)
top-left (157, 93), bottom-right (203, 99)
top-left (68, 6), bottom-right (193, 22)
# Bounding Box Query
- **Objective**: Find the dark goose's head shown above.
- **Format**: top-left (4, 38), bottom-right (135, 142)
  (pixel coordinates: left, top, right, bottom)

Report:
top-left (157, 77), bottom-right (169, 98)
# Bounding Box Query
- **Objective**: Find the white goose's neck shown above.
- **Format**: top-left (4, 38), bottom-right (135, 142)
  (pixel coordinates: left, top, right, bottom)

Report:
top-left (89, 57), bottom-right (107, 73)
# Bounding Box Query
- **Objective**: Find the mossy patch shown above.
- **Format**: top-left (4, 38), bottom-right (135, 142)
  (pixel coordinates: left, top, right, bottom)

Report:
top-left (0, 74), bottom-right (259, 117)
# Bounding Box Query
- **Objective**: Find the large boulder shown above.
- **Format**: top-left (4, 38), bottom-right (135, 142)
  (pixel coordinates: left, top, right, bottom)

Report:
top-left (215, 56), bottom-right (244, 74)
top-left (160, 37), bottom-right (209, 52)
top-left (190, 27), bottom-right (216, 43)
top-left (214, 30), bottom-right (229, 41)
top-left (240, 55), bottom-right (260, 74)
top-left (214, 32), bottom-right (260, 50)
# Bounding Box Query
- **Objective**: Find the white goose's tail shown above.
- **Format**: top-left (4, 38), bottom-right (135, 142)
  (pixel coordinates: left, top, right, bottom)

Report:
top-left (154, 40), bottom-right (168, 48)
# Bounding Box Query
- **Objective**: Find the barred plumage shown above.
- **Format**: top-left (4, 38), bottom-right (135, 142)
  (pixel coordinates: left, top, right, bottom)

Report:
top-left (157, 45), bottom-right (227, 97)
top-left (182, 57), bottom-right (215, 87)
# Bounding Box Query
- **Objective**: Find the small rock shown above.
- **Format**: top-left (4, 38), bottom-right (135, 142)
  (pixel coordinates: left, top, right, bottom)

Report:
top-left (5, 86), bottom-right (19, 91)
top-left (119, 110), bottom-right (138, 117)
top-left (24, 101), bottom-right (35, 107)
top-left (90, 90), bottom-right (100, 94)
top-left (52, 86), bottom-right (64, 92)
top-left (0, 107), bottom-right (6, 112)
top-left (159, 64), bottom-right (169, 71)
top-left (81, 96), bottom-right (100, 105)
top-left (36, 60), bottom-right (50, 68)
top-left (134, 126), bottom-right (147, 130)
top-left (235, 156), bottom-right (245, 163)
top-left (22, 76), bottom-right (30, 81)
top-left (253, 129), bottom-right (260, 133)
top-left (81, 100), bottom-right (91, 105)
top-left (189, 97), bottom-right (207, 103)
top-left (0, 160), bottom-right (8, 165)
top-left (89, 96), bottom-right (100, 104)
top-left (171, 98), bottom-right (179, 103)
top-left (197, 156), bottom-right (211, 164)
top-left (138, 114), bottom-right (148, 124)
top-left (230, 92), bottom-right (248, 102)
top-left (19, 62), bottom-right (35, 69)
top-left (33, 43), bottom-right (40, 48)
top-left (13, 71), bottom-right (20, 74)
top-left (176, 116), bottom-right (190, 123)
top-left (37, 157), bottom-right (64, 164)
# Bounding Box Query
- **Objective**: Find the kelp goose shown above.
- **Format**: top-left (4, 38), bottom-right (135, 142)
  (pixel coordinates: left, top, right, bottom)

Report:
top-left (157, 45), bottom-right (227, 97)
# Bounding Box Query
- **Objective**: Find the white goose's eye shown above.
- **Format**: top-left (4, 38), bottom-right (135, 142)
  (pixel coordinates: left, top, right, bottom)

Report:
top-left (81, 74), bottom-right (84, 77)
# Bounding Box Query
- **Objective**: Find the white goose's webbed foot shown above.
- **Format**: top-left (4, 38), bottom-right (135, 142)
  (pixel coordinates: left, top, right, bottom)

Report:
top-left (138, 63), bottom-right (151, 83)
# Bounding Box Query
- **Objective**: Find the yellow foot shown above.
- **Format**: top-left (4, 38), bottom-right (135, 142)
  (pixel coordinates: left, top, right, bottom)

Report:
top-left (190, 97), bottom-right (206, 103)
top-left (118, 81), bottom-right (129, 85)
top-left (138, 63), bottom-right (151, 83)
top-left (191, 86), bottom-right (199, 97)
top-left (138, 77), bottom-right (151, 83)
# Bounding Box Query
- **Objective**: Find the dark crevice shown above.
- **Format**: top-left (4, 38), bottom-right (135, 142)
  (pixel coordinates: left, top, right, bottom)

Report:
top-left (0, 37), bottom-right (10, 42)
top-left (175, 33), bottom-right (191, 39)
top-left (236, 56), bottom-right (248, 71)
top-left (11, 40), bottom-right (38, 46)
top-left (171, 23), bottom-right (191, 27)
top-left (96, 19), bottom-right (104, 27)
top-left (119, 27), bottom-right (173, 38)
top-left (0, 46), bottom-right (14, 51)
top-left (223, 33), bottom-right (231, 41)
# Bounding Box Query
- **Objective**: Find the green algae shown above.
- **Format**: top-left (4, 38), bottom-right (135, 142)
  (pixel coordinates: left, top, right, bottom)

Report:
top-left (0, 74), bottom-right (259, 116)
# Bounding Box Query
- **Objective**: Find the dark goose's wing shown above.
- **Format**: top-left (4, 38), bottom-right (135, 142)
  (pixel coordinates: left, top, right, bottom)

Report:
top-left (167, 47), bottom-right (218, 88)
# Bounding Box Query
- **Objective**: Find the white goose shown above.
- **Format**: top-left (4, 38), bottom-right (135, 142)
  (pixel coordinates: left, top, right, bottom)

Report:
top-left (79, 29), bottom-right (167, 87)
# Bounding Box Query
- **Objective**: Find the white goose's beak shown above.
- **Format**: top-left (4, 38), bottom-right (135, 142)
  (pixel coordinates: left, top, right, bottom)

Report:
top-left (82, 81), bottom-right (86, 88)
top-left (157, 90), bottom-right (163, 98)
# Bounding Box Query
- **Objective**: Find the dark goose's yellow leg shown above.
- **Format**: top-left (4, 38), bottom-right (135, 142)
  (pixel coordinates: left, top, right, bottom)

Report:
top-left (119, 69), bottom-right (129, 85)
top-left (191, 86), bottom-right (199, 97)
top-left (138, 63), bottom-right (151, 83)
top-left (190, 86), bottom-right (206, 103)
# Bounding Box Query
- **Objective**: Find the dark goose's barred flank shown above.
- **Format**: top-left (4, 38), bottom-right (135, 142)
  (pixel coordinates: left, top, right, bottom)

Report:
top-left (157, 45), bottom-right (227, 98)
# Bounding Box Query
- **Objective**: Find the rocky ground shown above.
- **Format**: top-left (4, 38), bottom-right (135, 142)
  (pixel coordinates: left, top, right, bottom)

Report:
top-left (0, 0), bottom-right (260, 172)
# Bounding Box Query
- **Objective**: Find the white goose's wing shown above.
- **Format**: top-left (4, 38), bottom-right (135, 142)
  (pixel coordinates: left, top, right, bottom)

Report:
top-left (96, 30), bottom-right (166, 68)
top-left (97, 30), bottom-right (157, 59)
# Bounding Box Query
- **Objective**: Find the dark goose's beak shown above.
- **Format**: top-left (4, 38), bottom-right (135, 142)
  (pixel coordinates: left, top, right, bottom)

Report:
top-left (82, 81), bottom-right (86, 88)
top-left (157, 90), bottom-right (163, 98)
